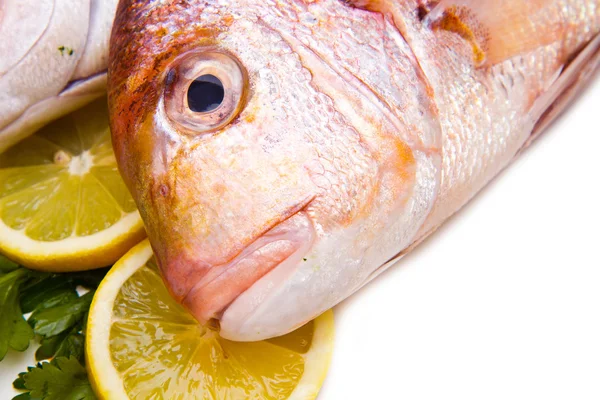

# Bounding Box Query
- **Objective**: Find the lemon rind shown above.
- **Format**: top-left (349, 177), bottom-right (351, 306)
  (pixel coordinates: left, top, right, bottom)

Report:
top-left (86, 239), bottom-right (153, 400)
top-left (86, 239), bottom-right (335, 400)
top-left (288, 309), bottom-right (335, 400)
top-left (0, 211), bottom-right (145, 271)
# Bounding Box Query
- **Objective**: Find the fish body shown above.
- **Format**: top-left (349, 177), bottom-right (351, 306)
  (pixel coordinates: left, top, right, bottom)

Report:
top-left (0, 0), bottom-right (119, 153)
top-left (108, 0), bottom-right (600, 340)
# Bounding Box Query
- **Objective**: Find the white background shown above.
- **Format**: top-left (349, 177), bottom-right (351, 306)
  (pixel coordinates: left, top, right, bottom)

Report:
top-left (1, 77), bottom-right (599, 399)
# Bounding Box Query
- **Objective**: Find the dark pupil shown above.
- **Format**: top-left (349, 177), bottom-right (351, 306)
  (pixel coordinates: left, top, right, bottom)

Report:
top-left (187, 74), bottom-right (225, 112)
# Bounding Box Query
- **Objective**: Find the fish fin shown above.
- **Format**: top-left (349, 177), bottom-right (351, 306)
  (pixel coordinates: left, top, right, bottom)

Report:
top-left (342, 0), bottom-right (414, 43)
top-left (426, 0), bottom-right (567, 67)
top-left (341, 0), bottom-right (388, 11)
top-left (524, 34), bottom-right (600, 149)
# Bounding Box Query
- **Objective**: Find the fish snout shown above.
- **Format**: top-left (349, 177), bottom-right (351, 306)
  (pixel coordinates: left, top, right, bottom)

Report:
top-left (162, 212), bottom-right (316, 326)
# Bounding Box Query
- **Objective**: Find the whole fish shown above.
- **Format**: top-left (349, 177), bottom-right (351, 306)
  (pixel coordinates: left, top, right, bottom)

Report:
top-left (0, 0), bottom-right (118, 153)
top-left (107, 0), bottom-right (600, 341)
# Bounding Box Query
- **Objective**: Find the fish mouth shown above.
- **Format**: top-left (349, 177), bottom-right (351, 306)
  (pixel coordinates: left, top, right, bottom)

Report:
top-left (182, 211), bottom-right (316, 325)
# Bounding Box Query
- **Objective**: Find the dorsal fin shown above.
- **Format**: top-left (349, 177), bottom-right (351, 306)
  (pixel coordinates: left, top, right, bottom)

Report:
top-left (343, 0), bottom-right (568, 67)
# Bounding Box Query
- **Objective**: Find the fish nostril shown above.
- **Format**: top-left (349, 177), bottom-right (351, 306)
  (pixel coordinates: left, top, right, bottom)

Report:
top-left (158, 184), bottom-right (170, 197)
top-left (187, 74), bottom-right (225, 113)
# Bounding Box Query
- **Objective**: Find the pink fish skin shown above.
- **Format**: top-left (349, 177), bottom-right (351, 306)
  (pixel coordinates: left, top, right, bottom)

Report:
top-left (108, 0), bottom-right (600, 340)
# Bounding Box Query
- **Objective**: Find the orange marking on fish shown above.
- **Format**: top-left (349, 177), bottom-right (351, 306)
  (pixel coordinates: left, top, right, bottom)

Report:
top-left (155, 26), bottom-right (168, 38)
top-left (125, 72), bottom-right (146, 94)
top-left (222, 14), bottom-right (234, 27)
top-left (244, 112), bottom-right (256, 123)
top-left (432, 6), bottom-right (488, 66)
top-left (393, 138), bottom-right (416, 183)
top-left (212, 183), bottom-right (227, 196)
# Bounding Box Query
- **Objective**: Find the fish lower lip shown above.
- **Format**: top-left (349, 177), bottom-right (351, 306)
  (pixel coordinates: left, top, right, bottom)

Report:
top-left (182, 212), bottom-right (315, 324)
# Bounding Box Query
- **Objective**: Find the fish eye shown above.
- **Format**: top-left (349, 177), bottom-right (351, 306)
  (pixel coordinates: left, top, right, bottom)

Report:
top-left (187, 74), bottom-right (225, 113)
top-left (164, 51), bottom-right (246, 134)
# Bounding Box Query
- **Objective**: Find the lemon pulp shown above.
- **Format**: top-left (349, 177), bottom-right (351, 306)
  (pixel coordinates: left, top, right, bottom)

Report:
top-left (0, 97), bottom-right (144, 270)
top-left (112, 260), bottom-right (312, 399)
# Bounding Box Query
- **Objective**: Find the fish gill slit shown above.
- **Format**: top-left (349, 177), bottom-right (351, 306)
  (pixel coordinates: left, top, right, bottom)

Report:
top-left (255, 18), bottom-right (409, 146)
top-left (381, 10), bottom-right (443, 148)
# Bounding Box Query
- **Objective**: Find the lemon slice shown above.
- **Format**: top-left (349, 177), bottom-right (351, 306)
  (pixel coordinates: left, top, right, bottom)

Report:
top-left (0, 97), bottom-right (145, 271)
top-left (86, 239), bottom-right (335, 400)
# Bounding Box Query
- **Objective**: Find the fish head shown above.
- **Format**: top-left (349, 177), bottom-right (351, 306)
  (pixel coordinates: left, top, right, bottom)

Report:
top-left (109, 0), bottom-right (442, 340)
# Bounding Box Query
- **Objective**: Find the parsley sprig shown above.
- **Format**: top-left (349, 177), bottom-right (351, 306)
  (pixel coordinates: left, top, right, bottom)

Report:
top-left (12, 357), bottom-right (95, 400)
top-left (0, 254), bottom-right (107, 400)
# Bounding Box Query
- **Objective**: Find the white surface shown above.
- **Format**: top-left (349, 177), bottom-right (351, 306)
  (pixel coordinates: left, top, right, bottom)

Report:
top-left (0, 78), bottom-right (599, 400)
top-left (0, 344), bottom-right (38, 399)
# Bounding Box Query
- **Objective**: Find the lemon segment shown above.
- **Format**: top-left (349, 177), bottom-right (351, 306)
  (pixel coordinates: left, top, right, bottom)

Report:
top-left (86, 240), bottom-right (335, 400)
top-left (0, 98), bottom-right (145, 271)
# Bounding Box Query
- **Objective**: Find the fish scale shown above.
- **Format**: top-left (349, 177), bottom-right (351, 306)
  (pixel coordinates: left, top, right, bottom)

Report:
top-left (105, 0), bottom-right (600, 341)
top-left (407, 0), bottom-right (600, 232)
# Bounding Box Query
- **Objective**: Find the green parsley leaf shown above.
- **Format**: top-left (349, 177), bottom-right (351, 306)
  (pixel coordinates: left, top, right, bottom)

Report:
top-left (11, 393), bottom-right (33, 400)
top-left (0, 269), bottom-right (34, 360)
top-left (1, 263), bottom-right (108, 398)
top-left (0, 254), bottom-right (19, 273)
top-left (68, 268), bottom-right (110, 289)
top-left (20, 276), bottom-right (78, 314)
top-left (36, 324), bottom-right (84, 363)
top-left (29, 291), bottom-right (94, 337)
top-left (13, 370), bottom-right (28, 390)
top-left (14, 357), bottom-right (96, 400)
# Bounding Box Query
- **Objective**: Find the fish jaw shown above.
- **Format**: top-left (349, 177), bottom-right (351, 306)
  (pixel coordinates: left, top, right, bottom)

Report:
top-left (218, 168), bottom-right (439, 341)
top-left (130, 124), bottom-right (321, 310)
top-left (180, 212), bottom-right (315, 324)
